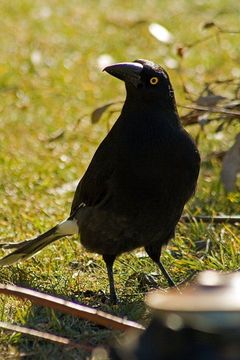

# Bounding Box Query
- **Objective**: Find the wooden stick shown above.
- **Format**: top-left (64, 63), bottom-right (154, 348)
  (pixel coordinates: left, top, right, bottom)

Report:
top-left (0, 321), bottom-right (92, 351)
top-left (0, 284), bottom-right (144, 332)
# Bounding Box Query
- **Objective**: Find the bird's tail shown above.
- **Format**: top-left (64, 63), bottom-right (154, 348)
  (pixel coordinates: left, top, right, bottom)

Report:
top-left (0, 219), bottom-right (78, 266)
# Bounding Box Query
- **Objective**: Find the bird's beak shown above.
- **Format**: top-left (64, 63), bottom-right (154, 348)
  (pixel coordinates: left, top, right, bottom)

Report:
top-left (103, 62), bottom-right (143, 87)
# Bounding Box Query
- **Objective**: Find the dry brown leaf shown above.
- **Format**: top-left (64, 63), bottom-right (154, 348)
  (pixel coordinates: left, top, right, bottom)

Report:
top-left (202, 21), bottom-right (216, 30)
top-left (196, 90), bottom-right (226, 107)
top-left (91, 102), bottom-right (115, 124)
top-left (221, 133), bottom-right (240, 192)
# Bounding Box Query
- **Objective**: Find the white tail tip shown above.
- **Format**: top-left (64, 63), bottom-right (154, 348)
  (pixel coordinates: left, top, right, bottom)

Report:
top-left (57, 219), bottom-right (79, 236)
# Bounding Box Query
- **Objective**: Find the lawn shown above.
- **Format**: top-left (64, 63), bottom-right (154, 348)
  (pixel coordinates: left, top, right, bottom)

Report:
top-left (0, 0), bottom-right (239, 358)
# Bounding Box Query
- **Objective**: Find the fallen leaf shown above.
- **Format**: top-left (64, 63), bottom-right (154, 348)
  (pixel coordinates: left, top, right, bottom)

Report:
top-left (31, 50), bottom-right (42, 66)
top-left (148, 23), bottom-right (173, 44)
top-left (202, 21), bottom-right (216, 30)
top-left (176, 45), bottom-right (186, 58)
top-left (196, 90), bottom-right (226, 107)
top-left (221, 133), bottom-right (240, 192)
top-left (39, 129), bottom-right (65, 142)
top-left (91, 102), bottom-right (115, 124)
top-left (137, 272), bottom-right (159, 290)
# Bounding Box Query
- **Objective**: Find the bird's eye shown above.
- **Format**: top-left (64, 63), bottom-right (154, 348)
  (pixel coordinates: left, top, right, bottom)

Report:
top-left (150, 77), bottom-right (159, 85)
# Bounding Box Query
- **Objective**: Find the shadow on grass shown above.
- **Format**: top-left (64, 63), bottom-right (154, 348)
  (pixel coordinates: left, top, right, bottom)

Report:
top-left (0, 267), bottom-right (147, 359)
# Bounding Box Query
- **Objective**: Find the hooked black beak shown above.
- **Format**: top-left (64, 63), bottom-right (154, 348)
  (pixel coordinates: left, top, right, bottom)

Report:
top-left (103, 62), bottom-right (143, 87)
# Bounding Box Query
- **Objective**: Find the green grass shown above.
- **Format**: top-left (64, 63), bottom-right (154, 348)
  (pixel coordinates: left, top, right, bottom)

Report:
top-left (0, 0), bottom-right (239, 358)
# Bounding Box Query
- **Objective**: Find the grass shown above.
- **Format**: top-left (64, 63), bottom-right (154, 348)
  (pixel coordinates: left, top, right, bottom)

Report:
top-left (0, 0), bottom-right (239, 358)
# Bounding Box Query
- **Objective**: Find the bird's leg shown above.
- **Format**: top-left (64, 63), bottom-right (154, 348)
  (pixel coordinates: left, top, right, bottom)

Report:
top-left (102, 254), bottom-right (117, 304)
top-left (157, 259), bottom-right (176, 287)
top-left (145, 244), bottom-right (177, 288)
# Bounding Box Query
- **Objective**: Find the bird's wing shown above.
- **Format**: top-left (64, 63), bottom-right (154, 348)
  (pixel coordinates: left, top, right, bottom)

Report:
top-left (70, 134), bottom-right (116, 215)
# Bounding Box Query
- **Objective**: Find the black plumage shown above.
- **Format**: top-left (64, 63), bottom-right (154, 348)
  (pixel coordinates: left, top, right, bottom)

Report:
top-left (0, 59), bottom-right (200, 303)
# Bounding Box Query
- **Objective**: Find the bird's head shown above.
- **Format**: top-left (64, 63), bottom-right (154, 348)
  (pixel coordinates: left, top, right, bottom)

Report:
top-left (104, 59), bottom-right (176, 107)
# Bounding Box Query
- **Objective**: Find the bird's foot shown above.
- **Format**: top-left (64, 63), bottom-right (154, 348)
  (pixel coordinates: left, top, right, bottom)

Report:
top-left (109, 292), bottom-right (118, 305)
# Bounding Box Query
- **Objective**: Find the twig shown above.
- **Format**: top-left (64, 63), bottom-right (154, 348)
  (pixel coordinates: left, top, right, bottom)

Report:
top-left (179, 104), bottom-right (240, 117)
top-left (181, 215), bottom-right (240, 224)
top-left (186, 26), bottom-right (240, 49)
top-left (0, 321), bottom-right (92, 351)
top-left (0, 284), bottom-right (144, 332)
top-left (187, 33), bottom-right (218, 49)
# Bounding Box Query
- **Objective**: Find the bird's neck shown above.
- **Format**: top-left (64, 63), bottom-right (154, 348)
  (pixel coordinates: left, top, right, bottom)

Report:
top-left (121, 95), bottom-right (181, 129)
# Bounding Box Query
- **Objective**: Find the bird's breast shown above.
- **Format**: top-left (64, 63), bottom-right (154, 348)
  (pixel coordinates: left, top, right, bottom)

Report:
top-left (112, 124), bottom-right (198, 202)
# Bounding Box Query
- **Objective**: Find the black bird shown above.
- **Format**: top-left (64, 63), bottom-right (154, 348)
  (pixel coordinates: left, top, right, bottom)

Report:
top-left (0, 59), bottom-right (200, 303)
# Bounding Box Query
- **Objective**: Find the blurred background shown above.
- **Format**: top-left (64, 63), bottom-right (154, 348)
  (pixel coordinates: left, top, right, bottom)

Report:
top-left (0, 0), bottom-right (239, 358)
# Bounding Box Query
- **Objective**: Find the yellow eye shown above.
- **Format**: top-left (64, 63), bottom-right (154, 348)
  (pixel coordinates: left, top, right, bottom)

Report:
top-left (150, 77), bottom-right (159, 85)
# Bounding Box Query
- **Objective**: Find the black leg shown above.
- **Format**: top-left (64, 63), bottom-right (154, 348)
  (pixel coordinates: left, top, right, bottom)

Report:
top-left (157, 259), bottom-right (176, 287)
top-left (145, 244), bottom-right (177, 288)
top-left (102, 254), bottom-right (117, 304)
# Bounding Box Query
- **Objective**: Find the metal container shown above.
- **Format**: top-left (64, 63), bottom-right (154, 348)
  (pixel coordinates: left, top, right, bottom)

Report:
top-left (111, 271), bottom-right (240, 360)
